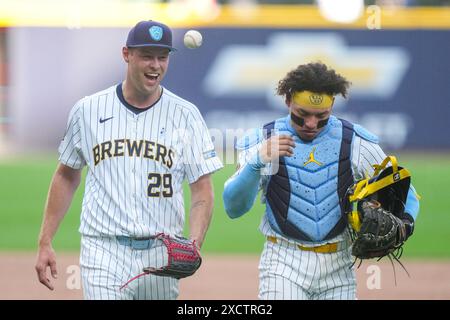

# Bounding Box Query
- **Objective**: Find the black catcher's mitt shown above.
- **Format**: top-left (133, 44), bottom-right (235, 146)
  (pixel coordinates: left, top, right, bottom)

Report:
top-left (347, 156), bottom-right (417, 262)
top-left (143, 233), bottom-right (202, 279)
top-left (351, 200), bottom-right (408, 259)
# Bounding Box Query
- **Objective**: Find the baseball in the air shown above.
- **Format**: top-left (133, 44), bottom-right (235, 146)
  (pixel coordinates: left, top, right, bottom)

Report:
top-left (183, 30), bottom-right (203, 49)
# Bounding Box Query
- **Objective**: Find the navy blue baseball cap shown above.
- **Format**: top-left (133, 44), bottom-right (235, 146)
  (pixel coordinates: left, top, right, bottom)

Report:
top-left (126, 20), bottom-right (176, 51)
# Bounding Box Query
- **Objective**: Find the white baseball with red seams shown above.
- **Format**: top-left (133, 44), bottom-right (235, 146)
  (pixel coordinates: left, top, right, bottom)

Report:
top-left (184, 30), bottom-right (203, 49)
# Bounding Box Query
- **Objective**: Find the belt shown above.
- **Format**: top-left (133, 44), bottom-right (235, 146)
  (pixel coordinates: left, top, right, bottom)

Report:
top-left (116, 236), bottom-right (156, 250)
top-left (267, 236), bottom-right (344, 254)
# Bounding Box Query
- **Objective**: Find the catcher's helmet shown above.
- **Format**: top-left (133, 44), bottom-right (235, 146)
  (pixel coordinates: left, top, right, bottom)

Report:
top-left (348, 156), bottom-right (412, 231)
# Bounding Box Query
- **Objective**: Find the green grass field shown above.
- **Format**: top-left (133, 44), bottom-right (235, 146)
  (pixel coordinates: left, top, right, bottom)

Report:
top-left (1, 153), bottom-right (449, 258)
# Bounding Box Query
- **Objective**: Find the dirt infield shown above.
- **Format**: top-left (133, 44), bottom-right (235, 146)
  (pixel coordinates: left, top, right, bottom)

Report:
top-left (1, 252), bottom-right (449, 300)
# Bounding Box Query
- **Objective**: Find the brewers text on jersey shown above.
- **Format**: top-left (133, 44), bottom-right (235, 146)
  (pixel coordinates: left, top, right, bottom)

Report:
top-left (92, 139), bottom-right (174, 168)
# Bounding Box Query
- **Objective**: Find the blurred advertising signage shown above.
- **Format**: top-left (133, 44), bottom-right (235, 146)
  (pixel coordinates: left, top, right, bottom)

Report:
top-left (202, 33), bottom-right (411, 150)
top-left (165, 28), bottom-right (449, 150)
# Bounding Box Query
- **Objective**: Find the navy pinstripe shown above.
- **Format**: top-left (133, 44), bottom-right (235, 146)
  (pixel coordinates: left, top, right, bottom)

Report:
top-left (59, 84), bottom-right (223, 299)
top-left (232, 128), bottom-right (387, 300)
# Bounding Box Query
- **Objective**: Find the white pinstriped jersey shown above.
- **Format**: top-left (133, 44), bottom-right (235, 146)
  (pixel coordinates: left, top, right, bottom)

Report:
top-left (59, 84), bottom-right (223, 237)
top-left (233, 135), bottom-right (387, 245)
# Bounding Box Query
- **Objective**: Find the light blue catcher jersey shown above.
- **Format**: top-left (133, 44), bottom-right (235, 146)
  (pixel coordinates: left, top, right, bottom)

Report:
top-left (264, 116), bottom-right (355, 242)
top-left (226, 114), bottom-right (416, 245)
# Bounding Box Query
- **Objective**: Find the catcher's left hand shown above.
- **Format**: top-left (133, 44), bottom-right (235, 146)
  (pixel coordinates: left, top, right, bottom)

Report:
top-left (351, 200), bottom-right (408, 260)
top-left (143, 233), bottom-right (202, 279)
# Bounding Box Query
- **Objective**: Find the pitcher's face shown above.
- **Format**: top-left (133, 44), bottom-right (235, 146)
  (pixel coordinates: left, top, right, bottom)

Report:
top-left (123, 46), bottom-right (170, 96)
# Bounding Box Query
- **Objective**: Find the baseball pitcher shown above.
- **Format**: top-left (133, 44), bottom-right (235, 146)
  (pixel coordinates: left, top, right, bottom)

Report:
top-left (35, 20), bottom-right (223, 300)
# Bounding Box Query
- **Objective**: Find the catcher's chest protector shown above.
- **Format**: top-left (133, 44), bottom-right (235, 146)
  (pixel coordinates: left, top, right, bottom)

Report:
top-left (265, 116), bottom-right (354, 242)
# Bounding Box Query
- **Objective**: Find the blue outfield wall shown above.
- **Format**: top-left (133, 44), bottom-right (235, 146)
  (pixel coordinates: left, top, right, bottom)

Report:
top-left (8, 27), bottom-right (450, 151)
top-left (164, 28), bottom-right (450, 151)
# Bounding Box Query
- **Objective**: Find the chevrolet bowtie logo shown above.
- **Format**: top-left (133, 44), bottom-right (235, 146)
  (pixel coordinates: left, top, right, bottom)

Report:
top-left (204, 33), bottom-right (410, 111)
top-left (303, 147), bottom-right (323, 166)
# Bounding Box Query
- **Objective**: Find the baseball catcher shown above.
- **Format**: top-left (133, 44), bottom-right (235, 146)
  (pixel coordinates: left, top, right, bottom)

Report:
top-left (347, 156), bottom-right (417, 263)
top-left (121, 233), bottom-right (202, 289)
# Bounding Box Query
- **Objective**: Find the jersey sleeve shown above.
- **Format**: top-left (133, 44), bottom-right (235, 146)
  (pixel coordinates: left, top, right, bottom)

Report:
top-left (351, 135), bottom-right (387, 180)
top-left (58, 100), bottom-right (86, 169)
top-left (184, 109), bottom-right (223, 184)
top-left (223, 139), bottom-right (267, 218)
top-left (226, 142), bottom-right (267, 188)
